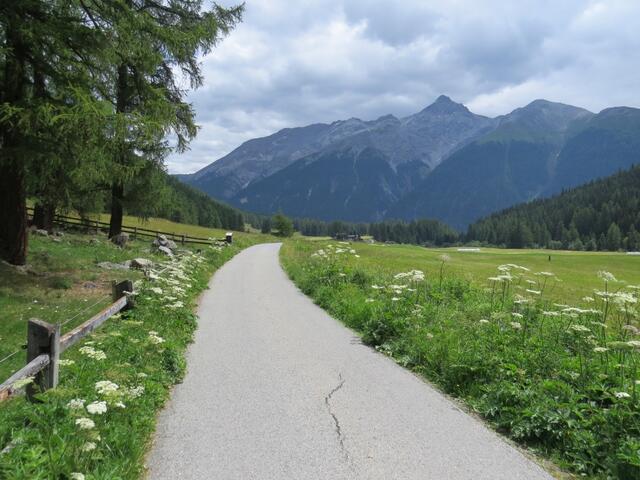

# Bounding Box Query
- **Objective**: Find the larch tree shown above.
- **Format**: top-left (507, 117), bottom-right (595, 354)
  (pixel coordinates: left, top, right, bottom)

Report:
top-left (77, 1), bottom-right (244, 239)
top-left (0, 1), bottom-right (106, 264)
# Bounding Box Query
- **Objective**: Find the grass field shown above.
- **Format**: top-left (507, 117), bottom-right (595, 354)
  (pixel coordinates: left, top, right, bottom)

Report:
top-left (333, 242), bottom-right (640, 302)
top-left (70, 211), bottom-right (234, 239)
top-left (0, 222), bottom-right (268, 381)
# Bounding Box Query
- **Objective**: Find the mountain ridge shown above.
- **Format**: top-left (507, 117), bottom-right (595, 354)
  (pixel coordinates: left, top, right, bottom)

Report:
top-left (179, 97), bottom-right (640, 228)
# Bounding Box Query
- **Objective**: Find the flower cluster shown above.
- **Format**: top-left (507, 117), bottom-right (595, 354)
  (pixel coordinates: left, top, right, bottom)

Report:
top-left (393, 270), bottom-right (425, 282)
top-left (78, 346), bottom-right (107, 361)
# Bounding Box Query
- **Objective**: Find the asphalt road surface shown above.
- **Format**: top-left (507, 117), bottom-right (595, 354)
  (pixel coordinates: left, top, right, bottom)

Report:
top-left (147, 243), bottom-right (552, 479)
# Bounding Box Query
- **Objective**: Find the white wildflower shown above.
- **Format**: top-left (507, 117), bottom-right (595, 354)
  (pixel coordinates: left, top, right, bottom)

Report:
top-left (525, 289), bottom-right (541, 295)
top-left (70, 474), bottom-right (85, 480)
top-left (95, 380), bottom-right (119, 395)
top-left (150, 287), bottom-right (163, 295)
top-left (593, 347), bottom-right (609, 353)
top-left (569, 324), bottom-right (591, 333)
top-left (504, 264), bottom-right (530, 272)
top-left (127, 385), bottom-right (145, 399)
top-left (614, 391), bottom-right (631, 399)
top-left (86, 401), bottom-right (107, 415)
top-left (479, 319), bottom-right (490, 324)
top-left (148, 332), bottom-right (165, 345)
top-left (365, 298), bottom-right (375, 303)
top-left (391, 297), bottom-right (400, 302)
top-left (622, 325), bottom-right (640, 335)
top-left (66, 398), bottom-right (85, 410)
top-left (75, 417), bottom-right (95, 430)
top-left (79, 346), bottom-right (106, 361)
top-left (613, 292), bottom-right (637, 306)
top-left (597, 271), bottom-right (618, 282)
top-left (510, 322), bottom-right (522, 330)
top-left (167, 301), bottom-right (184, 309)
top-left (582, 296), bottom-right (595, 303)
top-left (114, 402), bottom-right (126, 409)
top-left (81, 442), bottom-right (97, 452)
top-left (59, 359), bottom-right (75, 366)
top-left (512, 312), bottom-right (524, 319)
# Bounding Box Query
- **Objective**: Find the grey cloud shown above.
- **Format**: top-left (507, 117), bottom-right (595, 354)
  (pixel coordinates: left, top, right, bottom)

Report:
top-left (167, 0), bottom-right (640, 173)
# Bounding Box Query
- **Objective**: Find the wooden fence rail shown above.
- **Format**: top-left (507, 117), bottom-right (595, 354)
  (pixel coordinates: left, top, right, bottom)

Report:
top-left (0, 280), bottom-right (134, 402)
top-left (26, 207), bottom-right (233, 245)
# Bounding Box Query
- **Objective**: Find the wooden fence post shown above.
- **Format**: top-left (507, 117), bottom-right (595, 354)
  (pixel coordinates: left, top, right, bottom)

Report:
top-left (181, 234), bottom-right (185, 245)
top-left (226, 232), bottom-right (233, 244)
top-left (112, 279), bottom-right (134, 309)
top-left (133, 227), bottom-right (138, 239)
top-left (26, 319), bottom-right (60, 400)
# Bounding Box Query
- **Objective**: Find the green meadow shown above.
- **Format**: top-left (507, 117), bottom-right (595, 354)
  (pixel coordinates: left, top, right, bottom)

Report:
top-left (335, 242), bottom-right (640, 302)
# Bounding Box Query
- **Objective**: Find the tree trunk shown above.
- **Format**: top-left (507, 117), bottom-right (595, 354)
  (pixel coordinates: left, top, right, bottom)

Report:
top-left (108, 63), bottom-right (130, 239)
top-left (109, 183), bottom-right (124, 238)
top-left (32, 203), bottom-right (56, 232)
top-left (0, 161), bottom-right (28, 265)
top-left (0, 17), bottom-right (28, 265)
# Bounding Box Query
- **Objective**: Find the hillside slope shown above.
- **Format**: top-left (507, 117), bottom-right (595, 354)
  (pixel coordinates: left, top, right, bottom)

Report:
top-left (387, 100), bottom-right (592, 228)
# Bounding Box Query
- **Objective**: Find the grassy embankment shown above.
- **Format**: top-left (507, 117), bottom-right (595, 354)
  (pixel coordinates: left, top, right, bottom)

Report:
top-left (281, 239), bottom-right (640, 479)
top-left (0, 218), bottom-right (272, 479)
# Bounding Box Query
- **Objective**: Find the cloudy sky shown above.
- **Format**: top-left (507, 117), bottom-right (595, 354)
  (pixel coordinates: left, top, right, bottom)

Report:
top-left (167, 0), bottom-right (640, 174)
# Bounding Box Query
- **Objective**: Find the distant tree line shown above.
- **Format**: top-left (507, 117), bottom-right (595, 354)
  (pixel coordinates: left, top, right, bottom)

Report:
top-left (289, 217), bottom-right (458, 246)
top-left (369, 220), bottom-right (459, 245)
top-left (465, 165), bottom-right (640, 251)
top-left (0, 1), bottom-right (244, 265)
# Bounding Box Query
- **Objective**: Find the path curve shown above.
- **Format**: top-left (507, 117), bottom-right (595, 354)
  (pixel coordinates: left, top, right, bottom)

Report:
top-left (147, 243), bottom-right (552, 479)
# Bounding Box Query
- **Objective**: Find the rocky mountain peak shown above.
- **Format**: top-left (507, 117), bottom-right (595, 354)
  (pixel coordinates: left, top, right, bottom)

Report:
top-left (420, 95), bottom-right (471, 115)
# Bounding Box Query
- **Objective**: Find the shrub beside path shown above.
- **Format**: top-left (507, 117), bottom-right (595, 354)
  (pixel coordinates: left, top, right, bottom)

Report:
top-left (146, 243), bottom-right (552, 479)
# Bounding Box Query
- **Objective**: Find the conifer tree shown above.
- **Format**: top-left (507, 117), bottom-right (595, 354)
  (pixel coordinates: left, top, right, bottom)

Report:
top-left (76, 1), bottom-right (243, 239)
top-left (0, 1), bottom-right (107, 264)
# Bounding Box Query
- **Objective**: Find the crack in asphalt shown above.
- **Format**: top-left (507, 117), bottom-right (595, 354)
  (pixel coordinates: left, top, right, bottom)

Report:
top-left (325, 373), bottom-right (348, 461)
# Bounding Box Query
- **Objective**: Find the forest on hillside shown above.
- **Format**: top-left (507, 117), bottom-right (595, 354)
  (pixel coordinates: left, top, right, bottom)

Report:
top-left (292, 166), bottom-right (640, 252)
top-left (466, 165), bottom-right (640, 251)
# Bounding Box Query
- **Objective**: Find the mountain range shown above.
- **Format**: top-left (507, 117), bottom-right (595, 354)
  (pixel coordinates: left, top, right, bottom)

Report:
top-left (179, 96), bottom-right (640, 229)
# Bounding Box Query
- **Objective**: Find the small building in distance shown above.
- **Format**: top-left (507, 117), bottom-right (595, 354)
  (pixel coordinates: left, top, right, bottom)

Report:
top-left (333, 232), bottom-right (362, 242)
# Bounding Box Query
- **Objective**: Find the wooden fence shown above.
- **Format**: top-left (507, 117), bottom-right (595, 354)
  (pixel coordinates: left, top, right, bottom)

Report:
top-left (0, 280), bottom-right (134, 402)
top-left (26, 207), bottom-right (233, 245)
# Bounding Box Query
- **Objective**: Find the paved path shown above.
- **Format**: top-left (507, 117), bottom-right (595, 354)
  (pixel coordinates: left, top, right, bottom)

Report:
top-left (147, 243), bottom-right (552, 479)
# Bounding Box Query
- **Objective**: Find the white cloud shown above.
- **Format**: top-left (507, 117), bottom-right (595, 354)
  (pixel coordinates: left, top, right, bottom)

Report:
top-left (167, 0), bottom-right (640, 173)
